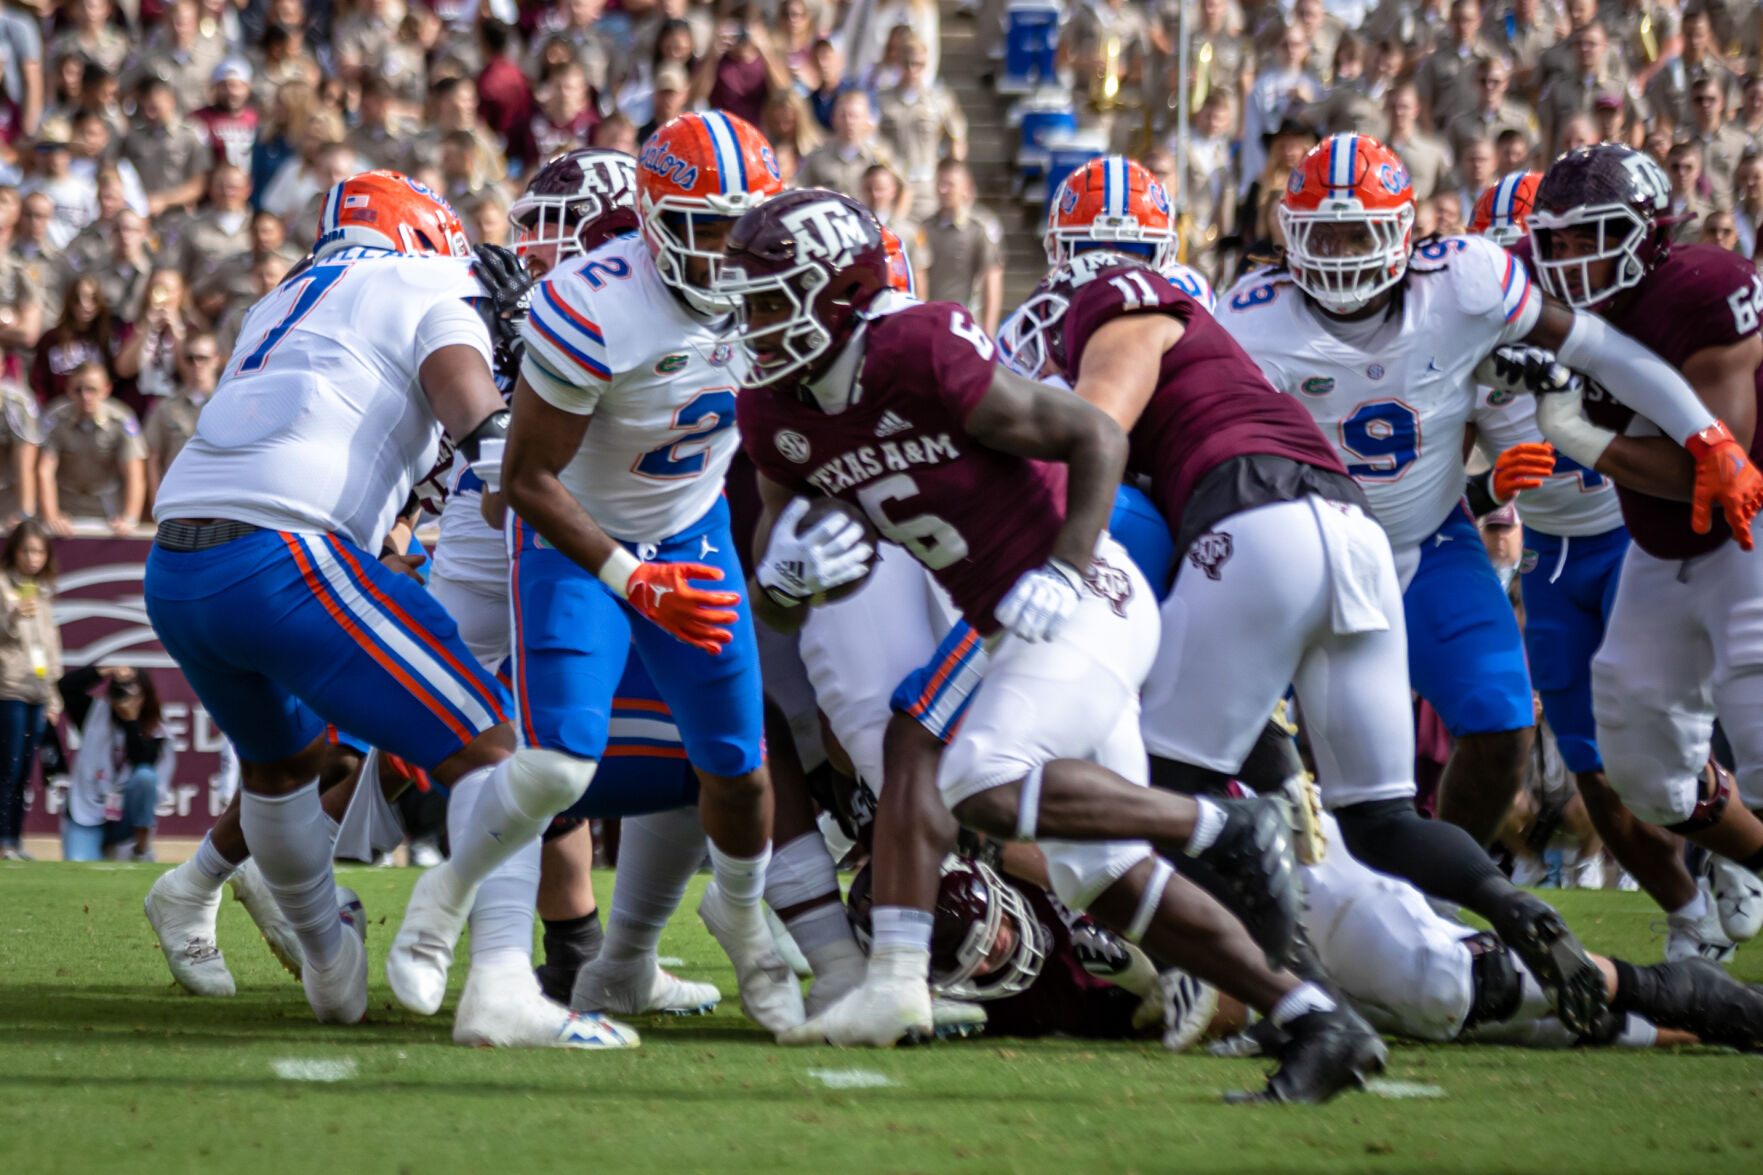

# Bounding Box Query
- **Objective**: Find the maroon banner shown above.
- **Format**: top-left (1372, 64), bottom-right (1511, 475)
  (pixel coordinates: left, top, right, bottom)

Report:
top-left (23, 531), bottom-right (231, 837)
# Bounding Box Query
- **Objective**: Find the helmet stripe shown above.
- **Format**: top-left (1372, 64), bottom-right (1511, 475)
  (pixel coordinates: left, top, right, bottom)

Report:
top-left (1494, 171), bottom-right (1523, 222)
top-left (702, 112), bottom-right (747, 194)
top-left (322, 182), bottom-right (342, 236)
top-left (1106, 156), bottom-right (1124, 217)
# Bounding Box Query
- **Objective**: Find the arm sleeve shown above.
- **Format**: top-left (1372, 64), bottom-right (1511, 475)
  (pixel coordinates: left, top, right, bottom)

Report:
top-left (413, 295), bottom-right (495, 371)
top-left (1557, 310), bottom-right (1718, 445)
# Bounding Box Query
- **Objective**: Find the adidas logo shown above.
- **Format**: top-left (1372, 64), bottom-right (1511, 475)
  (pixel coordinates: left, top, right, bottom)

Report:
top-left (875, 410), bottom-right (914, 437)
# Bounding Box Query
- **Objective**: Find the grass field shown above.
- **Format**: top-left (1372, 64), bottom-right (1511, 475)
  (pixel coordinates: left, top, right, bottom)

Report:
top-left (3, 862), bottom-right (1762, 1174)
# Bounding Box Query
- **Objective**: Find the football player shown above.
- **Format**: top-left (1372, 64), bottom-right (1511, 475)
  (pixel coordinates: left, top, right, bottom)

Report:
top-left (727, 189), bottom-right (1376, 1092)
top-left (144, 171), bottom-right (637, 1049)
top-left (497, 113), bottom-right (807, 1034)
top-left (1521, 143), bottom-right (1763, 952)
top-left (1216, 133), bottom-right (1762, 856)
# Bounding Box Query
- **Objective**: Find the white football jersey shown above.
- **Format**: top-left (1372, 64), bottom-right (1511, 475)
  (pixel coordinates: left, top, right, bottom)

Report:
top-left (155, 250), bottom-right (492, 553)
top-left (1217, 234), bottom-right (1540, 551)
top-left (1471, 389), bottom-right (1625, 537)
top-left (429, 454), bottom-right (509, 589)
top-left (519, 234), bottom-right (743, 544)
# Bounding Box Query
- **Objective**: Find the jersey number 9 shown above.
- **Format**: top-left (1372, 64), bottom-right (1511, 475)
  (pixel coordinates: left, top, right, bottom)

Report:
top-left (1339, 399), bottom-right (1419, 481)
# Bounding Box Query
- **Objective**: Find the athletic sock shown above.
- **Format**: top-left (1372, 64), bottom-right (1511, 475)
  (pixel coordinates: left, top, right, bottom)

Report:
top-left (871, 905), bottom-right (935, 953)
top-left (541, 911), bottom-right (604, 973)
top-left (466, 836), bottom-right (541, 966)
top-left (1269, 981), bottom-right (1337, 1027)
top-left (240, 781), bottom-right (343, 969)
top-left (788, 903), bottom-right (866, 982)
top-left (442, 759), bottom-right (553, 904)
top-left (600, 807), bottom-right (705, 969)
top-left (708, 840), bottom-right (770, 909)
top-left (189, 832), bottom-right (241, 893)
top-left (1183, 797), bottom-right (1227, 855)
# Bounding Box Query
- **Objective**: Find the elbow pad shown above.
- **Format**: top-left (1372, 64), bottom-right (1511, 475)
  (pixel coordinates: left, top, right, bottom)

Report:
top-left (457, 408), bottom-right (509, 495)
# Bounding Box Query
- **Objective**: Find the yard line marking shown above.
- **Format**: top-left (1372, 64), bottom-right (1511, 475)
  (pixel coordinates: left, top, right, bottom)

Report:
top-left (806, 1069), bottom-right (896, 1089)
top-left (1367, 1080), bottom-right (1445, 1099)
top-left (271, 1058), bottom-right (358, 1082)
top-left (657, 956), bottom-right (686, 967)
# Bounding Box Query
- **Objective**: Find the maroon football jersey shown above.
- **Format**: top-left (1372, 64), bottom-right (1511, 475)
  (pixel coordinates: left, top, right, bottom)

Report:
top-left (1059, 265), bottom-right (1348, 530)
top-left (1516, 241), bottom-right (1763, 559)
top-left (738, 301), bottom-right (1069, 634)
top-left (983, 883), bottom-right (1144, 1040)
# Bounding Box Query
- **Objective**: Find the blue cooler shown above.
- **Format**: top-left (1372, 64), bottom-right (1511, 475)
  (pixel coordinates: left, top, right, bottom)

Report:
top-left (1017, 92), bottom-right (1077, 181)
top-left (999, 0), bottom-right (1062, 94)
top-left (1044, 134), bottom-right (1106, 217)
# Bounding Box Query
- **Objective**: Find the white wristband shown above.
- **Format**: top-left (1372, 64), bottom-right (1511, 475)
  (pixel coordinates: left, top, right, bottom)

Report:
top-left (1535, 392), bottom-right (1618, 471)
top-left (597, 546), bottom-right (640, 598)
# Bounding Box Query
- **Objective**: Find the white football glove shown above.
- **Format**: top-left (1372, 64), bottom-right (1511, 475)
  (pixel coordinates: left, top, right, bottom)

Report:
top-left (994, 558), bottom-right (1084, 643)
top-left (756, 497), bottom-right (875, 608)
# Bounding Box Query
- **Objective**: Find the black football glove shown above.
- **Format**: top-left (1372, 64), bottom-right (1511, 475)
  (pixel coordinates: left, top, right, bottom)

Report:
top-left (471, 242), bottom-right (533, 386)
top-left (1475, 344), bottom-right (1581, 399)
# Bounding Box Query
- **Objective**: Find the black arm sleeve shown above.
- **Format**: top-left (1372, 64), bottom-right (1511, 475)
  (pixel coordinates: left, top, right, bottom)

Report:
top-left (1464, 470), bottom-right (1501, 519)
top-left (58, 664), bottom-right (102, 729)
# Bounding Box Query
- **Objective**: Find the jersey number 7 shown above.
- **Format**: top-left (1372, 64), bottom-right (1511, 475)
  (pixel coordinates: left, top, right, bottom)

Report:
top-left (232, 265), bottom-right (349, 376)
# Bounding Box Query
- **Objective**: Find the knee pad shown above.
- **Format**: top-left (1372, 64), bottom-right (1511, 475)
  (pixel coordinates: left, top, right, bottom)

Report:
top-left (1041, 840), bottom-right (1152, 912)
top-left (1460, 932), bottom-right (1524, 1032)
top-left (765, 831), bottom-right (841, 909)
top-left (1664, 760), bottom-right (1732, 835)
top-left (508, 747), bottom-right (599, 818)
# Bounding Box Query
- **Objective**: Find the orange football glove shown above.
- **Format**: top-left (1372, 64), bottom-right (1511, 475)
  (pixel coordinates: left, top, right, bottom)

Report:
top-left (1492, 442), bottom-right (1558, 503)
top-left (1686, 422), bottom-right (1763, 550)
top-left (625, 561), bottom-right (740, 655)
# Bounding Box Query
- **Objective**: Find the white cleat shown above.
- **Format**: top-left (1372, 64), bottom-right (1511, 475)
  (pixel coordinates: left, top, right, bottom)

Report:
top-left (304, 887), bottom-right (368, 1024)
top-left (228, 859), bottom-right (304, 980)
top-left (1663, 878), bottom-right (1737, 964)
top-left (568, 956), bottom-right (721, 1016)
top-left (1148, 968), bottom-right (1218, 1053)
top-left (456, 957), bottom-right (640, 1049)
top-left (144, 866), bottom-right (234, 997)
top-left (387, 863), bottom-right (476, 1016)
top-left (699, 882), bottom-right (806, 1034)
top-left (778, 968), bottom-right (934, 1047)
top-left (804, 958), bottom-right (867, 1019)
top-left (930, 996), bottom-right (987, 1040)
top-left (1711, 857), bottom-right (1763, 943)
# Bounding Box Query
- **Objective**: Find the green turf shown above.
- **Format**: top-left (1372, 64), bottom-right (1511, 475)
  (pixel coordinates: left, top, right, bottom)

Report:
top-left (3, 862), bottom-right (1761, 1174)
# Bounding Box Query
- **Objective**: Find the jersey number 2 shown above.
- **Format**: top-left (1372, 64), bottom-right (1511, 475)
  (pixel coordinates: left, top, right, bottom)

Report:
top-left (1340, 400), bottom-right (1419, 481)
top-left (633, 389), bottom-right (737, 479)
top-left (234, 266), bottom-right (347, 375)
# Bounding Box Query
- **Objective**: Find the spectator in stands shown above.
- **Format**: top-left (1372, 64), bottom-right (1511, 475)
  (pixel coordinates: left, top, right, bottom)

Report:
top-left (42, 51), bottom-right (88, 134)
top-left (1301, 33), bottom-right (1384, 136)
top-left (1667, 139), bottom-right (1715, 241)
top-left (251, 16), bottom-right (324, 98)
top-left (1242, 116), bottom-right (1317, 252)
top-left (48, 0), bottom-right (127, 77)
top-left (0, 188), bottom-right (41, 362)
top-left (79, 61), bottom-right (126, 141)
top-left (691, 3), bottom-right (792, 128)
top-left (0, 0), bottom-right (42, 144)
top-left (798, 89), bottom-right (904, 210)
top-left (466, 187), bottom-right (513, 246)
top-left (60, 170), bottom-right (129, 282)
top-left (772, 0), bottom-right (822, 88)
top-left (0, 518), bottom-right (58, 860)
top-left (0, 381), bottom-right (38, 522)
top-left (859, 161), bottom-right (912, 234)
top-left (1644, 6), bottom-right (1737, 134)
top-left (1239, 22), bottom-right (1321, 197)
top-left (1494, 126), bottom-right (1533, 174)
top-left (591, 113), bottom-right (638, 154)
top-left (1451, 136), bottom-right (1497, 223)
top-left (1176, 93), bottom-right (1236, 280)
top-left (332, 0), bottom-right (404, 85)
top-left (249, 80), bottom-right (319, 204)
top-left (29, 117), bottom-right (96, 249)
top-left (38, 361), bottom-right (143, 536)
top-left (529, 0), bottom-right (616, 95)
top-left (760, 88), bottom-right (823, 185)
top-left (877, 37), bottom-right (965, 221)
top-left (1057, 0), bottom-right (1146, 133)
top-left (1688, 75), bottom-right (1749, 208)
top-left (1444, 56), bottom-right (1533, 161)
top-left (69, 110), bottom-right (149, 211)
top-left (131, 0), bottom-right (228, 116)
top-left (92, 208), bottom-right (151, 326)
top-left (413, 76), bottom-right (506, 188)
top-left (171, 164), bottom-right (252, 293)
top-left (143, 330), bottom-right (216, 498)
top-left (1534, 0), bottom-right (1621, 92)
top-left (640, 63), bottom-right (691, 142)
top-left (1500, 0), bottom-right (1558, 92)
top-left (192, 59), bottom-right (261, 173)
top-left (214, 250), bottom-right (291, 355)
top-left (1700, 207), bottom-right (1743, 253)
top-left (259, 106), bottom-right (346, 220)
top-left (526, 61), bottom-right (599, 171)
top-left (618, 19), bottom-right (698, 132)
top-left (14, 190), bottom-right (64, 321)
top-left (843, 0), bottom-right (940, 84)
top-left (1733, 153), bottom-right (1763, 258)
top-left (345, 74), bottom-right (416, 172)
top-left (121, 77), bottom-right (214, 219)
top-left (1413, 0), bottom-right (1500, 130)
top-left (1734, 75), bottom-right (1763, 144)
top-left (475, 19), bottom-right (534, 158)
top-left (806, 38), bottom-right (850, 131)
top-left (1383, 83), bottom-right (1451, 199)
top-left (1537, 23), bottom-right (1636, 159)
top-left (915, 158), bottom-right (1001, 335)
top-left (115, 269), bottom-right (188, 405)
top-left (1162, 0), bottom-right (1248, 130)
top-left (32, 276), bottom-right (115, 405)
top-left (57, 663), bottom-right (172, 863)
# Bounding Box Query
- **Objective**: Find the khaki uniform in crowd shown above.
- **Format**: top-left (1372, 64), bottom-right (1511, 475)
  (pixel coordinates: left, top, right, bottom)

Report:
top-left (1645, 56), bottom-right (1741, 130)
top-left (0, 382), bottom-right (39, 520)
top-left (1535, 36), bottom-right (1629, 92)
top-left (0, 253), bottom-right (42, 336)
top-left (1690, 122), bottom-right (1755, 206)
top-left (1413, 39), bottom-right (1505, 130)
top-left (95, 256), bottom-right (151, 320)
top-left (1387, 130), bottom-right (1454, 198)
top-left (12, 245), bottom-right (67, 325)
top-left (41, 399), bottom-right (146, 519)
top-left (47, 27), bottom-right (129, 74)
top-left (1445, 100), bottom-right (1537, 159)
top-left (1501, 18), bottom-right (1561, 88)
top-left (346, 120), bottom-right (421, 173)
top-left (1302, 81), bottom-right (1388, 137)
top-left (878, 83), bottom-right (968, 220)
top-left (170, 209), bottom-right (254, 288)
top-left (1601, 0), bottom-right (1682, 77)
top-left (1537, 72), bottom-right (1642, 156)
top-left (121, 119), bottom-right (214, 206)
top-left (127, 38), bottom-right (229, 114)
top-left (141, 390), bottom-right (207, 473)
top-left (916, 207), bottom-right (1002, 315)
top-left (1181, 30), bottom-right (1249, 111)
top-left (796, 141), bottom-right (903, 200)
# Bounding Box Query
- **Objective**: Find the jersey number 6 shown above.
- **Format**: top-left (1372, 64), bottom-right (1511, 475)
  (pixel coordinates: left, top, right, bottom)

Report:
top-left (1339, 399), bottom-right (1419, 481)
top-left (855, 473), bottom-right (971, 569)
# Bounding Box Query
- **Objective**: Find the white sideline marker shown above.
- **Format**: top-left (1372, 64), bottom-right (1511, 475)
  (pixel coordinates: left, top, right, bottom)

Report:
top-left (807, 1068), bottom-right (896, 1089)
top-left (1367, 1079), bottom-right (1445, 1099)
top-left (658, 956), bottom-right (686, 967)
top-left (272, 1058), bottom-right (358, 1083)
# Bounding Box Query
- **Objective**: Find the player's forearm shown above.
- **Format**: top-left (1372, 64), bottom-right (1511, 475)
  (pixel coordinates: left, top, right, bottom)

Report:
top-left (1593, 435), bottom-right (1695, 502)
top-left (502, 469), bottom-right (622, 576)
top-left (1051, 420), bottom-right (1128, 571)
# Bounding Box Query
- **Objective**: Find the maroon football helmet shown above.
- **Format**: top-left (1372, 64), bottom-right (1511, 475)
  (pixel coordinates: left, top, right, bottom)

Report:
top-left (997, 248), bottom-right (1150, 381)
top-left (847, 854), bottom-right (1050, 1001)
top-left (509, 148), bottom-right (640, 276)
top-left (718, 188), bottom-right (892, 389)
top-left (1529, 143), bottom-right (1672, 311)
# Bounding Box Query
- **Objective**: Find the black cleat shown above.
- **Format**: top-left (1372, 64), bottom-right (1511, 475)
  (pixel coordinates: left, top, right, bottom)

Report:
top-left (1626, 957), bottom-right (1763, 1052)
top-left (1167, 796), bottom-right (1304, 971)
top-left (1487, 892), bottom-right (1607, 1037)
top-left (1226, 1003), bottom-right (1387, 1105)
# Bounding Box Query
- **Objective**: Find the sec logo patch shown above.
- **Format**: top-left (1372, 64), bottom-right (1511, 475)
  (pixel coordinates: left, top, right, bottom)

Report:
top-left (775, 429), bottom-right (811, 463)
top-left (1366, 363), bottom-right (1386, 380)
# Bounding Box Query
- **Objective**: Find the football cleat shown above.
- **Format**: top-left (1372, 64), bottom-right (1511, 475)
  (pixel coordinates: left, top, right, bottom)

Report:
top-left (1208, 1015), bottom-right (1287, 1059)
top-left (568, 956), bottom-right (721, 1017)
top-left (228, 858), bottom-right (304, 979)
top-left (1230, 1003), bottom-right (1386, 1105)
top-left (699, 881), bottom-right (807, 1034)
top-left (456, 956), bottom-right (640, 1049)
top-left (1166, 796), bottom-right (1304, 971)
top-left (804, 954), bottom-right (867, 1019)
top-left (930, 996), bottom-right (987, 1040)
top-left (765, 903), bottom-right (815, 979)
top-left (778, 961), bottom-right (935, 1047)
top-left (1661, 876), bottom-right (1737, 964)
top-left (303, 886), bottom-right (367, 1025)
top-left (1486, 891), bottom-right (1608, 1037)
top-left (1149, 968), bottom-right (1219, 1053)
top-left (1620, 957), bottom-right (1763, 1052)
top-left (1710, 856), bottom-right (1763, 943)
top-left (387, 862), bottom-right (477, 1016)
top-left (144, 865), bottom-right (235, 997)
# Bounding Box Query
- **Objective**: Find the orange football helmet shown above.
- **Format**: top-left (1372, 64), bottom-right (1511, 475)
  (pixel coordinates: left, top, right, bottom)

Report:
top-left (637, 111), bottom-right (785, 313)
top-left (881, 225), bottom-right (917, 296)
top-left (1278, 133), bottom-right (1416, 313)
top-left (1471, 170), bottom-right (1542, 247)
top-left (1044, 155), bottom-right (1177, 270)
top-left (314, 170), bottom-right (470, 261)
